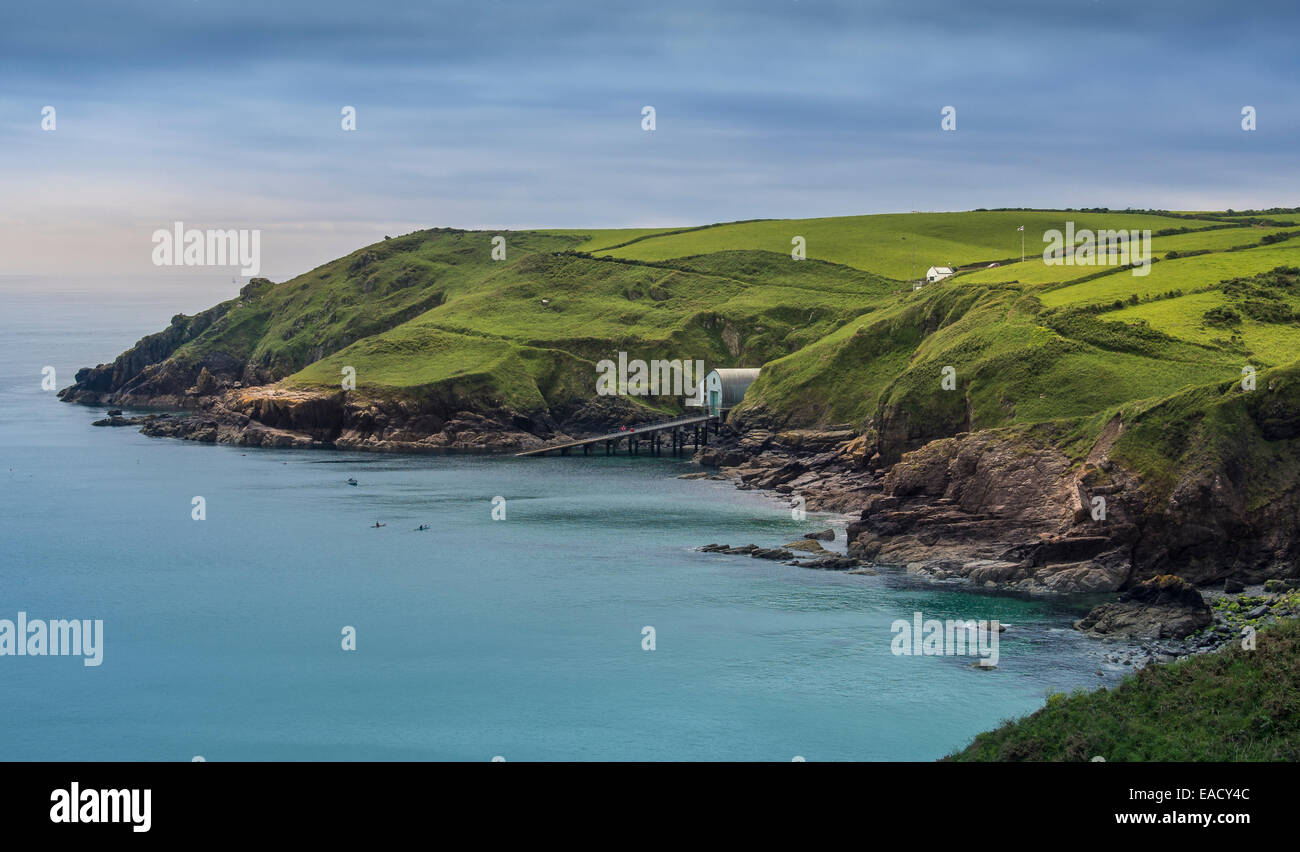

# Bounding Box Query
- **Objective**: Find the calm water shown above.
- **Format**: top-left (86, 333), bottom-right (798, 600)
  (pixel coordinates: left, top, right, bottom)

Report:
top-left (0, 276), bottom-right (1114, 761)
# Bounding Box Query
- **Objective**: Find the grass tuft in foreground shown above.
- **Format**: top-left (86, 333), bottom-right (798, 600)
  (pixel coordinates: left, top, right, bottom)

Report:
top-left (946, 617), bottom-right (1300, 761)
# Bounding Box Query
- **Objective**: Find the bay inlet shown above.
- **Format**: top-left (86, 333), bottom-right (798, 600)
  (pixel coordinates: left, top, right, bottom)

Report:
top-left (0, 279), bottom-right (1117, 760)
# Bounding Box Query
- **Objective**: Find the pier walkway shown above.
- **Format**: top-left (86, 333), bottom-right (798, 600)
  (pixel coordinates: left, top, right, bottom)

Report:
top-left (514, 411), bottom-right (723, 457)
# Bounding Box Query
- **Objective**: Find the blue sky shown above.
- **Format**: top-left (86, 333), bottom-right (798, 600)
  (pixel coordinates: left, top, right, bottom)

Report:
top-left (1, 0), bottom-right (1296, 278)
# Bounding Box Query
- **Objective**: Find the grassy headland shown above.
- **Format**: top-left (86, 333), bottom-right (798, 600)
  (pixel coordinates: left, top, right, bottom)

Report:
top-left (60, 206), bottom-right (1300, 462)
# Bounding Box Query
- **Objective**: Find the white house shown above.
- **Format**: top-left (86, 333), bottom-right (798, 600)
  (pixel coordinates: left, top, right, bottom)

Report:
top-left (925, 266), bottom-right (955, 283)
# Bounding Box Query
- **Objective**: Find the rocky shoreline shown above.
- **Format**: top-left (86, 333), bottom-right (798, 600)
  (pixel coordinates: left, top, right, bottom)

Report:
top-left (1091, 582), bottom-right (1300, 668)
top-left (692, 527), bottom-right (1290, 661)
top-left (689, 422), bottom-right (1300, 656)
top-left (63, 383), bottom-right (656, 454)
top-left (62, 362), bottom-right (1300, 655)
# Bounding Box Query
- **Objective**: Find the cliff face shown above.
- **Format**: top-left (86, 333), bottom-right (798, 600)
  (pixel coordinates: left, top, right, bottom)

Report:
top-left (841, 430), bottom-right (1140, 594)
top-left (128, 388), bottom-right (533, 451)
top-left (1114, 368), bottom-right (1300, 585)
top-left (61, 301), bottom-right (238, 405)
top-left (102, 380), bottom-right (662, 452)
top-left (59, 277), bottom-right (297, 409)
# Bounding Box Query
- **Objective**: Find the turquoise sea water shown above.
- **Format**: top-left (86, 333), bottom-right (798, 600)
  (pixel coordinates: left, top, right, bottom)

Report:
top-left (0, 276), bottom-right (1116, 761)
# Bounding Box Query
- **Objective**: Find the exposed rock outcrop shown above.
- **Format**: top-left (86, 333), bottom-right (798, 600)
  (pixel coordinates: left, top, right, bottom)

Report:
top-left (1074, 575), bottom-right (1213, 639)
top-left (122, 386), bottom-right (559, 452)
top-left (57, 279), bottom-right (292, 408)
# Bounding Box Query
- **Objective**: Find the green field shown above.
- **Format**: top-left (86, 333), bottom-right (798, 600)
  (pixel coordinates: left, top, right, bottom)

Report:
top-left (1152, 224), bottom-right (1293, 254)
top-left (960, 230), bottom-right (1295, 289)
top-left (1107, 291), bottom-right (1300, 367)
top-left (1220, 213), bottom-right (1300, 226)
top-left (968, 227), bottom-right (1292, 285)
top-left (956, 258), bottom-right (1110, 287)
top-left (577, 211), bottom-right (1224, 280)
top-left (1038, 240), bottom-right (1300, 308)
top-left (538, 227), bottom-right (684, 252)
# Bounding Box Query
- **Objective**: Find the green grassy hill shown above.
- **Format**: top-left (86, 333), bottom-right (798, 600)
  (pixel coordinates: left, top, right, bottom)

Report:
top-left (65, 207), bottom-right (1300, 458)
top-left (716, 215), bottom-right (1299, 464)
top-left (279, 242), bottom-right (902, 418)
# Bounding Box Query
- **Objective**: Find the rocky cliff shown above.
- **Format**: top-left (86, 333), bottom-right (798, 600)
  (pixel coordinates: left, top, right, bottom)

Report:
top-left (697, 363), bottom-right (1300, 600)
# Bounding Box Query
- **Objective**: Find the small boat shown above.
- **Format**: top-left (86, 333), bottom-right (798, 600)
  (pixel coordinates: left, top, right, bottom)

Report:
top-left (346, 478), bottom-right (358, 486)
top-left (372, 522), bottom-right (386, 528)
top-left (414, 524), bottom-right (430, 531)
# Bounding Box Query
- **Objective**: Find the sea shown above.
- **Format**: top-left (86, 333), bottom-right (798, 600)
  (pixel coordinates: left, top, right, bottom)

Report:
top-left (0, 274), bottom-right (1119, 761)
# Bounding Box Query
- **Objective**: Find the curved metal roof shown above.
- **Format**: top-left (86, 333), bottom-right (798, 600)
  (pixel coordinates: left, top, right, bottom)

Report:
top-left (706, 368), bottom-right (761, 407)
top-left (709, 368), bottom-right (761, 382)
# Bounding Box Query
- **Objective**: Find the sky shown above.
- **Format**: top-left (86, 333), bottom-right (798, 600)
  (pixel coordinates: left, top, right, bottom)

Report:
top-left (1, 0), bottom-right (1297, 279)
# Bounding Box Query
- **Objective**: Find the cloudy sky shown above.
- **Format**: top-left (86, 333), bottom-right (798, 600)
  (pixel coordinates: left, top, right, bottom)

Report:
top-left (1, 0), bottom-right (1296, 279)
